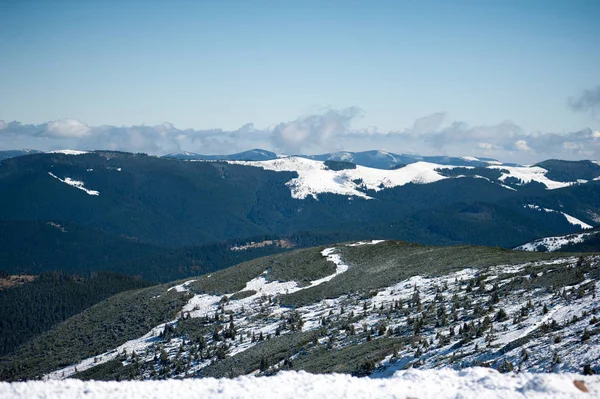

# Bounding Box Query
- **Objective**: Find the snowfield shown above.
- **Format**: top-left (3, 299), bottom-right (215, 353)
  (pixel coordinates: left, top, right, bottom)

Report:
top-left (226, 157), bottom-right (586, 200)
top-left (230, 157), bottom-right (460, 199)
top-left (2, 368), bottom-right (599, 399)
top-left (488, 165), bottom-right (574, 190)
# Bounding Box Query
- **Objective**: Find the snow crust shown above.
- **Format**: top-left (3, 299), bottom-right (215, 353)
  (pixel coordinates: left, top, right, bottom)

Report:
top-left (230, 157), bottom-right (457, 199)
top-left (48, 150), bottom-right (89, 155)
top-left (523, 205), bottom-right (592, 229)
top-left (488, 165), bottom-right (574, 190)
top-left (4, 368), bottom-right (600, 399)
top-left (48, 172), bottom-right (99, 196)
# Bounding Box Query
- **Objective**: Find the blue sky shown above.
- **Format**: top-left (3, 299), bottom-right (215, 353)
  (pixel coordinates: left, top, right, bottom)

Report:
top-left (1, 0), bottom-right (599, 161)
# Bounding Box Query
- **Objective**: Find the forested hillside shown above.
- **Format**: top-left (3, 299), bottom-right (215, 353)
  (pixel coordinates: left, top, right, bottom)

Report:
top-left (0, 272), bottom-right (151, 356)
top-left (0, 151), bottom-right (597, 251)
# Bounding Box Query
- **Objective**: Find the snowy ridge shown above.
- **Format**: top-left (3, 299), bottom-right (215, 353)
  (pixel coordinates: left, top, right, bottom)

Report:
top-left (225, 157), bottom-right (587, 199)
top-left (515, 231), bottom-right (600, 252)
top-left (48, 150), bottom-right (89, 155)
top-left (230, 157), bottom-right (458, 199)
top-left (523, 205), bottom-right (592, 229)
top-left (4, 368), bottom-right (600, 399)
top-left (488, 165), bottom-right (573, 190)
top-left (47, 172), bottom-right (99, 196)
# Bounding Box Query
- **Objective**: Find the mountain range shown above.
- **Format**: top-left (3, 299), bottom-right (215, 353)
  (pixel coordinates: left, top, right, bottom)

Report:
top-left (1, 148), bottom-right (600, 383)
top-left (0, 149), bottom-right (599, 281)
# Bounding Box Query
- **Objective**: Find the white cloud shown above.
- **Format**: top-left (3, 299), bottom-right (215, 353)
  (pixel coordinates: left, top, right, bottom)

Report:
top-left (411, 112), bottom-right (445, 135)
top-left (1, 112), bottom-right (600, 163)
top-left (270, 107), bottom-right (364, 153)
top-left (46, 119), bottom-right (91, 138)
top-left (562, 142), bottom-right (581, 150)
top-left (514, 140), bottom-right (531, 151)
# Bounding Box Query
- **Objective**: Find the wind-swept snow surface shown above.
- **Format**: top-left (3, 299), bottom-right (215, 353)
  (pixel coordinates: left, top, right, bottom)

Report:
top-left (3, 368), bottom-right (599, 399)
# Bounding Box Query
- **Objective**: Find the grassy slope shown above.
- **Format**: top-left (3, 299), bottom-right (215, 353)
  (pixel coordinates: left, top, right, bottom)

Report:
top-left (0, 241), bottom-right (590, 381)
top-left (281, 241), bottom-right (569, 307)
top-left (0, 285), bottom-right (188, 380)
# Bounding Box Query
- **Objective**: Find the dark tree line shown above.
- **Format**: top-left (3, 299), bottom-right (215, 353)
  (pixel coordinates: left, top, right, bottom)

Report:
top-left (0, 271), bottom-right (151, 356)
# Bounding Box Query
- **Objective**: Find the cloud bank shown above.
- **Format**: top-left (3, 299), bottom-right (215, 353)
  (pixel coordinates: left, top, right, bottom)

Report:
top-left (1, 109), bottom-right (599, 163)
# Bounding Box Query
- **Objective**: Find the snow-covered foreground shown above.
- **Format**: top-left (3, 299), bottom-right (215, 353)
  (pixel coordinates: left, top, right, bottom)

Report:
top-left (3, 369), bottom-right (599, 399)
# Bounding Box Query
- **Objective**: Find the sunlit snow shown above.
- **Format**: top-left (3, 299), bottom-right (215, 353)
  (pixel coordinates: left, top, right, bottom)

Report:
top-left (4, 368), bottom-right (600, 399)
top-left (515, 231), bottom-right (599, 252)
top-left (48, 150), bottom-right (89, 155)
top-left (47, 172), bottom-right (99, 196)
top-left (230, 157), bottom-right (458, 199)
top-left (488, 165), bottom-right (574, 190)
top-left (523, 204), bottom-right (592, 229)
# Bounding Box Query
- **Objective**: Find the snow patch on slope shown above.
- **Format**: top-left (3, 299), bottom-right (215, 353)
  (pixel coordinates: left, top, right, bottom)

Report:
top-left (488, 165), bottom-right (573, 190)
top-left (48, 172), bottom-right (99, 196)
top-left (523, 205), bottom-right (592, 229)
top-left (9, 368), bottom-right (600, 399)
top-left (515, 231), bottom-right (600, 252)
top-left (230, 157), bottom-right (458, 199)
top-left (48, 150), bottom-right (89, 155)
top-left (167, 279), bottom-right (197, 292)
top-left (44, 243), bottom-right (364, 380)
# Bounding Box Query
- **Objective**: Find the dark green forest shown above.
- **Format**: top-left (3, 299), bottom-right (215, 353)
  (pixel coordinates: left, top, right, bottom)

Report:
top-left (0, 271), bottom-right (151, 356)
